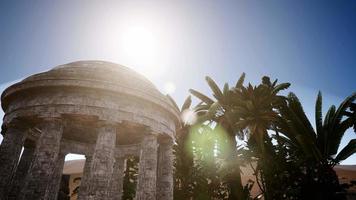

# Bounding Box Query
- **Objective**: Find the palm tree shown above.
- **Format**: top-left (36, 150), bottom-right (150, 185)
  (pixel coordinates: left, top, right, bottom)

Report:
top-left (167, 95), bottom-right (196, 199)
top-left (228, 76), bottom-right (290, 200)
top-left (232, 76), bottom-right (290, 152)
top-left (279, 92), bottom-right (356, 165)
top-left (189, 74), bottom-right (246, 200)
top-left (169, 94), bottom-right (230, 199)
top-left (277, 92), bottom-right (356, 200)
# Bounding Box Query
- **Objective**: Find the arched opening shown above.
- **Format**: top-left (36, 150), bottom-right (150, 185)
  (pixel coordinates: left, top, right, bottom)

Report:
top-left (60, 153), bottom-right (86, 200)
top-left (122, 156), bottom-right (139, 200)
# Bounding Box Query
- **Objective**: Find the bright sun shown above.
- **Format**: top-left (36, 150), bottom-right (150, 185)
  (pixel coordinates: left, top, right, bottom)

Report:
top-left (120, 23), bottom-right (174, 94)
top-left (121, 26), bottom-right (163, 78)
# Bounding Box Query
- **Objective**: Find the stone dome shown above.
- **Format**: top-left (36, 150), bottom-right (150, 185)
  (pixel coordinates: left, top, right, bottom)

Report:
top-left (1, 60), bottom-right (180, 141)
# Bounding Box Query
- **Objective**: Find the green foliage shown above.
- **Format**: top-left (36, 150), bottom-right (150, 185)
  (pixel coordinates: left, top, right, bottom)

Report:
top-left (279, 92), bottom-right (356, 165)
top-left (173, 73), bottom-right (355, 200)
top-left (189, 76), bottom-right (247, 200)
top-left (122, 157), bottom-right (139, 200)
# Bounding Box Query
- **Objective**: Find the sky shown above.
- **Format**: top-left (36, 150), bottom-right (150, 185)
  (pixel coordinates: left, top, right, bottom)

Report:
top-left (0, 0), bottom-right (355, 163)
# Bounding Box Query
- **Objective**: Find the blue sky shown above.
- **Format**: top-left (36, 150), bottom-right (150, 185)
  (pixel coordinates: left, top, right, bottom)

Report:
top-left (0, 0), bottom-right (355, 163)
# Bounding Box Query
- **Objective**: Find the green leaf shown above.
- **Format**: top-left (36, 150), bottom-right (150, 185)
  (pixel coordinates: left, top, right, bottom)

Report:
top-left (181, 95), bottom-right (192, 112)
top-left (324, 105), bottom-right (336, 128)
top-left (262, 76), bottom-right (271, 86)
top-left (333, 92), bottom-right (356, 127)
top-left (189, 89), bottom-right (214, 105)
top-left (315, 91), bottom-right (323, 136)
top-left (208, 102), bottom-right (221, 116)
top-left (205, 76), bottom-right (223, 100)
top-left (271, 79), bottom-right (278, 87)
top-left (223, 83), bottom-right (229, 96)
top-left (271, 83), bottom-right (291, 95)
top-left (287, 93), bottom-right (316, 140)
top-left (235, 72), bottom-right (246, 88)
top-left (335, 139), bottom-right (356, 163)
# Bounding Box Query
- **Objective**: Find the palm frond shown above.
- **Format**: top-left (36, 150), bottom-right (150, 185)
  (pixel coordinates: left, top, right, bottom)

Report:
top-left (315, 91), bottom-right (323, 135)
top-left (208, 102), bottom-right (222, 117)
top-left (315, 91), bottom-right (326, 156)
top-left (189, 89), bottom-right (214, 105)
top-left (262, 76), bottom-right (271, 86)
top-left (324, 105), bottom-right (336, 128)
top-left (326, 93), bottom-right (356, 158)
top-left (271, 79), bottom-right (278, 87)
top-left (235, 73), bottom-right (246, 88)
top-left (223, 83), bottom-right (229, 96)
top-left (205, 76), bottom-right (223, 100)
top-left (271, 83), bottom-right (291, 95)
top-left (335, 139), bottom-right (356, 163)
top-left (328, 114), bottom-right (356, 156)
top-left (181, 95), bottom-right (192, 112)
top-left (287, 93), bottom-right (316, 140)
top-left (332, 92), bottom-right (356, 127)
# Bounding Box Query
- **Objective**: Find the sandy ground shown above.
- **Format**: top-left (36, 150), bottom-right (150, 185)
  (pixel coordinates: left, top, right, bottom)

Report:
top-left (334, 165), bottom-right (356, 192)
top-left (63, 160), bottom-right (356, 198)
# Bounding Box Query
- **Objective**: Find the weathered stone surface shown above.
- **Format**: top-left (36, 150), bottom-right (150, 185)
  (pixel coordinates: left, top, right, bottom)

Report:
top-left (1, 61), bottom-right (178, 200)
top-left (1, 61), bottom-right (180, 136)
top-left (87, 123), bottom-right (117, 199)
top-left (45, 152), bottom-right (66, 200)
top-left (7, 140), bottom-right (36, 200)
top-left (136, 134), bottom-right (159, 200)
top-left (157, 140), bottom-right (174, 200)
top-left (0, 127), bottom-right (26, 199)
top-left (77, 155), bottom-right (93, 200)
top-left (108, 157), bottom-right (125, 200)
top-left (19, 119), bottom-right (63, 200)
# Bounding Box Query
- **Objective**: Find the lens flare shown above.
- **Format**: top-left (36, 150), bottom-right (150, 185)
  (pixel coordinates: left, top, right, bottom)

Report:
top-left (186, 125), bottom-right (230, 162)
top-left (181, 109), bottom-right (197, 125)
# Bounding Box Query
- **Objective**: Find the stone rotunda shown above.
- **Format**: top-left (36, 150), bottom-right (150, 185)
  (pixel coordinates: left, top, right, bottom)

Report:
top-left (0, 61), bottom-right (180, 200)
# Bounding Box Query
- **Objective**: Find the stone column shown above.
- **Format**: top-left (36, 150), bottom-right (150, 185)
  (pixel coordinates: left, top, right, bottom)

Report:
top-left (45, 152), bottom-right (66, 200)
top-left (157, 138), bottom-right (174, 200)
top-left (0, 126), bottom-right (26, 199)
top-left (136, 134), bottom-right (158, 200)
top-left (19, 118), bottom-right (64, 200)
top-left (7, 140), bottom-right (36, 200)
top-left (108, 157), bottom-right (126, 200)
top-left (77, 155), bottom-right (92, 200)
top-left (87, 122), bottom-right (117, 199)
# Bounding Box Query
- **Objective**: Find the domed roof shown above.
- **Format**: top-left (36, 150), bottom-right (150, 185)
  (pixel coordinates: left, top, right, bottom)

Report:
top-left (1, 61), bottom-right (179, 121)
top-left (25, 60), bottom-right (158, 93)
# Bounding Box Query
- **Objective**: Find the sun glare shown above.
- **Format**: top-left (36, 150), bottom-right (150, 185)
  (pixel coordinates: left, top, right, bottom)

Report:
top-left (181, 109), bottom-right (197, 125)
top-left (121, 25), bottom-right (164, 78)
top-left (164, 82), bottom-right (176, 94)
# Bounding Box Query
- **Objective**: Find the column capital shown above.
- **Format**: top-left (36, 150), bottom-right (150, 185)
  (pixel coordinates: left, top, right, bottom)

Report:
top-left (141, 134), bottom-right (158, 149)
top-left (1, 117), bottom-right (34, 136)
top-left (96, 120), bottom-right (119, 128)
top-left (158, 135), bottom-right (174, 146)
top-left (37, 117), bottom-right (63, 124)
top-left (23, 139), bottom-right (36, 148)
top-left (34, 117), bottom-right (64, 134)
top-left (58, 150), bottom-right (68, 157)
